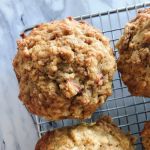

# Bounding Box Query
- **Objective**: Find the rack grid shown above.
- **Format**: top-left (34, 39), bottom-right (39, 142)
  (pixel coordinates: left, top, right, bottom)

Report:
top-left (26, 2), bottom-right (150, 150)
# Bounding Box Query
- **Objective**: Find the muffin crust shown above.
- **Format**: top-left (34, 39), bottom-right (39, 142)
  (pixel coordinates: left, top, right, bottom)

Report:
top-left (141, 121), bottom-right (150, 150)
top-left (35, 116), bottom-right (135, 150)
top-left (13, 17), bottom-right (116, 120)
top-left (117, 8), bottom-right (150, 97)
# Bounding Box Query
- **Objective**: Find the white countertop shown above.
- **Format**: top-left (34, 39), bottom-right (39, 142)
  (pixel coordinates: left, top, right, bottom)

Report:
top-left (0, 0), bottom-right (149, 149)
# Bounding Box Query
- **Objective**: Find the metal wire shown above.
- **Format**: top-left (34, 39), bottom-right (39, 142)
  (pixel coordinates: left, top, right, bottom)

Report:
top-left (25, 2), bottom-right (150, 150)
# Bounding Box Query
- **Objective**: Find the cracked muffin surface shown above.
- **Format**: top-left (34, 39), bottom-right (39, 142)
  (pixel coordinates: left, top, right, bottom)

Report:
top-left (35, 116), bottom-right (135, 150)
top-left (141, 121), bottom-right (150, 150)
top-left (117, 8), bottom-right (150, 97)
top-left (13, 17), bottom-right (116, 120)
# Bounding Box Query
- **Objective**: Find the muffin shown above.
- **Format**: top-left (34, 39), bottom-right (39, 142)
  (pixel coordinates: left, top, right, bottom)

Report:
top-left (13, 17), bottom-right (116, 120)
top-left (35, 116), bottom-right (135, 150)
top-left (116, 8), bottom-right (150, 97)
top-left (141, 121), bottom-right (150, 150)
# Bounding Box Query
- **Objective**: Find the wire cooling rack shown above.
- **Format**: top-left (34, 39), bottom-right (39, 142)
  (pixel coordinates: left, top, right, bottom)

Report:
top-left (25, 2), bottom-right (150, 150)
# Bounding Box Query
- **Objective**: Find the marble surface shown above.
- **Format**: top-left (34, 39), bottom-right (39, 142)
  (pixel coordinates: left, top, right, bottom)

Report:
top-left (0, 0), bottom-right (150, 150)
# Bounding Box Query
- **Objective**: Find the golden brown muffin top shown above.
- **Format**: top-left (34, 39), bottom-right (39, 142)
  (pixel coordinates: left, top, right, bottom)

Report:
top-left (141, 121), bottom-right (150, 150)
top-left (13, 17), bottom-right (116, 120)
top-left (116, 8), bottom-right (150, 97)
top-left (35, 116), bottom-right (135, 150)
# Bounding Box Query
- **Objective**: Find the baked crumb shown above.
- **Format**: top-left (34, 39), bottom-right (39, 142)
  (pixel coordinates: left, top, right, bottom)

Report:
top-left (35, 116), bottom-right (135, 150)
top-left (117, 8), bottom-right (150, 97)
top-left (13, 17), bottom-right (116, 120)
top-left (141, 121), bottom-right (150, 150)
